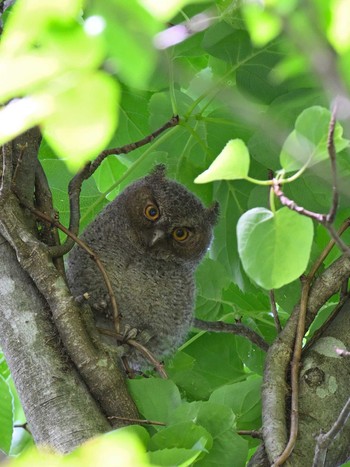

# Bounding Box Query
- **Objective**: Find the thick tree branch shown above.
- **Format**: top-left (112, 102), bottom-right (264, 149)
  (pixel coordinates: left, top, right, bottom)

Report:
top-left (263, 255), bottom-right (350, 464)
top-left (0, 235), bottom-right (110, 452)
top-left (0, 195), bottom-right (139, 422)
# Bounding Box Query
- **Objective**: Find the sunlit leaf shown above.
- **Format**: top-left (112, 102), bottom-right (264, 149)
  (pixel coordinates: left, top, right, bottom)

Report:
top-left (0, 55), bottom-right (61, 103)
top-left (280, 106), bottom-right (349, 172)
top-left (42, 72), bottom-right (120, 169)
top-left (0, 96), bottom-right (52, 147)
top-left (195, 139), bottom-right (250, 183)
top-left (0, 0), bottom-right (83, 55)
top-left (87, 0), bottom-right (160, 88)
top-left (242, 3), bottom-right (281, 46)
top-left (237, 207), bottom-right (314, 289)
top-left (141, 0), bottom-right (211, 21)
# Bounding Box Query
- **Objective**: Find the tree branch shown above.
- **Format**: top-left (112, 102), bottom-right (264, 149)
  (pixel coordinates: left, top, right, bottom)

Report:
top-left (0, 234), bottom-right (110, 452)
top-left (193, 318), bottom-right (269, 352)
top-left (263, 253), bottom-right (350, 464)
top-left (313, 397), bottom-right (350, 466)
top-left (50, 115), bottom-right (180, 258)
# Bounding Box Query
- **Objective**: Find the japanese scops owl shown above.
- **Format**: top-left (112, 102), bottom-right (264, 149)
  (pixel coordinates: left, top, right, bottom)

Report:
top-left (67, 165), bottom-right (219, 369)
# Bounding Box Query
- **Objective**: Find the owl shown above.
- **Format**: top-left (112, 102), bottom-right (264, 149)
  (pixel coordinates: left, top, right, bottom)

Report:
top-left (67, 165), bottom-right (219, 370)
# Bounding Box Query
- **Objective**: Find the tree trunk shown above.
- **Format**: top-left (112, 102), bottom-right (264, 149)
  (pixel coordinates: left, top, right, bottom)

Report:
top-left (0, 234), bottom-right (109, 452)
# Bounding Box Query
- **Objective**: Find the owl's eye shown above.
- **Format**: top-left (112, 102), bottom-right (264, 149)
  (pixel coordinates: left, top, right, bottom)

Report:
top-left (172, 227), bottom-right (190, 242)
top-left (144, 204), bottom-right (160, 221)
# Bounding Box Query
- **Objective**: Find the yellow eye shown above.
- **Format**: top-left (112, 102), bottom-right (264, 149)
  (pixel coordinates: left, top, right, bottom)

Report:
top-left (144, 204), bottom-right (160, 221)
top-left (172, 227), bottom-right (190, 242)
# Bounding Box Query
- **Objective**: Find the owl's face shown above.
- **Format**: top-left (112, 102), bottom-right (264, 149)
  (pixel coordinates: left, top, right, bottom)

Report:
top-left (122, 166), bottom-right (219, 264)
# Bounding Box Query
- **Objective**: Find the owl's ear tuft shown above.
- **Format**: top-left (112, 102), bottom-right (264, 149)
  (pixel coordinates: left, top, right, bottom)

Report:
top-left (150, 164), bottom-right (167, 180)
top-left (207, 202), bottom-right (220, 225)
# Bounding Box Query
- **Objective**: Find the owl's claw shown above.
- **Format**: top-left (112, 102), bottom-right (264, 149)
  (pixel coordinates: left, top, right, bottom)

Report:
top-left (122, 324), bottom-right (139, 342)
top-left (122, 325), bottom-right (152, 345)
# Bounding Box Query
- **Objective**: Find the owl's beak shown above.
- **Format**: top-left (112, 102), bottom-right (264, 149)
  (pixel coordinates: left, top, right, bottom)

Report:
top-left (149, 229), bottom-right (165, 246)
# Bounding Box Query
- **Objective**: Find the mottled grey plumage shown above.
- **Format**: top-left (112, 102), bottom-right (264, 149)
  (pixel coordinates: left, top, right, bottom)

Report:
top-left (67, 165), bottom-right (218, 369)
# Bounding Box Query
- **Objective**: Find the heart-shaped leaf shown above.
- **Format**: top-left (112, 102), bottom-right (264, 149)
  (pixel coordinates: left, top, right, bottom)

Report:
top-left (195, 139), bottom-right (250, 183)
top-left (237, 207), bottom-right (313, 289)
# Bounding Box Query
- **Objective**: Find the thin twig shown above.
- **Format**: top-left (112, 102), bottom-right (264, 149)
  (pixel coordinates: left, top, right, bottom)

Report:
top-left (269, 290), bottom-right (282, 333)
top-left (107, 415), bottom-right (166, 426)
top-left (273, 182), bottom-right (326, 222)
top-left (90, 116), bottom-right (179, 173)
top-left (313, 397), bottom-right (350, 467)
top-left (50, 115), bottom-right (180, 258)
top-left (237, 429), bottom-right (263, 439)
top-left (193, 318), bottom-right (269, 352)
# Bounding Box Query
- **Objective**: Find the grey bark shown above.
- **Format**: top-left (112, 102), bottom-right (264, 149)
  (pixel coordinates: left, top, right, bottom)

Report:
top-left (0, 234), bottom-right (110, 452)
top-left (262, 255), bottom-right (350, 464)
top-left (289, 299), bottom-right (350, 466)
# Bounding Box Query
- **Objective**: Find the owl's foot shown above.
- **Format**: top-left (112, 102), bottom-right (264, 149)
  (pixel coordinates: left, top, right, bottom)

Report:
top-left (122, 325), bottom-right (152, 345)
top-left (92, 297), bottom-right (110, 314)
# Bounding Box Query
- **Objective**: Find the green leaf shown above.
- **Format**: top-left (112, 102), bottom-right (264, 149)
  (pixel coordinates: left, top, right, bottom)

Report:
top-left (202, 25), bottom-right (252, 64)
top-left (149, 421), bottom-right (212, 452)
top-left (168, 334), bottom-right (245, 400)
top-left (210, 376), bottom-right (262, 430)
top-left (236, 42), bottom-right (288, 104)
top-left (149, 447), bottom-right (202, 466)
top-left (0, 0), bottom-right (83, 55)
top-left (39, 156), bottom-right (107, 234)
top-left (142, 0), bottom-right (210, 21)
top-left (0, 375), bottom-right (14, 455)
top-left (0, 95), bottom-right (52, 147)
top-left (171, 402), bottom-right (248, 467)
top-left (69, 428), bottom-right (151, 466)
top-left (127, 378), bottom-right (182, 425)
top-left (93, 156), bottom-right (128, 200)
top-left (0, 352), bottom-right (10, 380)
top-left (242, 3), bottom-right (281, 47)
top-left (237, 207), bottom-right (314, 289)
top-left (42, 72), bottom-right (120, 169)
top-left (0, 54), bottom-right (61, 103)
top-left (280, 106), bottom-right (349, 172)
top-left (195, 139), bottom-right (250, 183)
top-left (87, 0), bottom-right (160, 88)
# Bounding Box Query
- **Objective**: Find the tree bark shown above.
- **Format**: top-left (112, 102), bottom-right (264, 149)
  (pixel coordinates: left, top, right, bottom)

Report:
top-left (289, 298), bottom-right (350, 466)
top-left (0, 234), bottom-right (110, 452)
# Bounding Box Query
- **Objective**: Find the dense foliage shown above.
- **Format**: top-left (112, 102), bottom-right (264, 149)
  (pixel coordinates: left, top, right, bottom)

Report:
top-left (1, 0), bottom-right (350, 465)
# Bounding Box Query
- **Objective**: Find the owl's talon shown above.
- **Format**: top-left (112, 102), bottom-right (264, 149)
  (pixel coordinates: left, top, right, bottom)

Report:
top-left (137, 330), bottom-right (152, 345)
top-left (122, 324), bottom-right (139, 342)
top-left (92, 296), bottom-right (110, 313)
